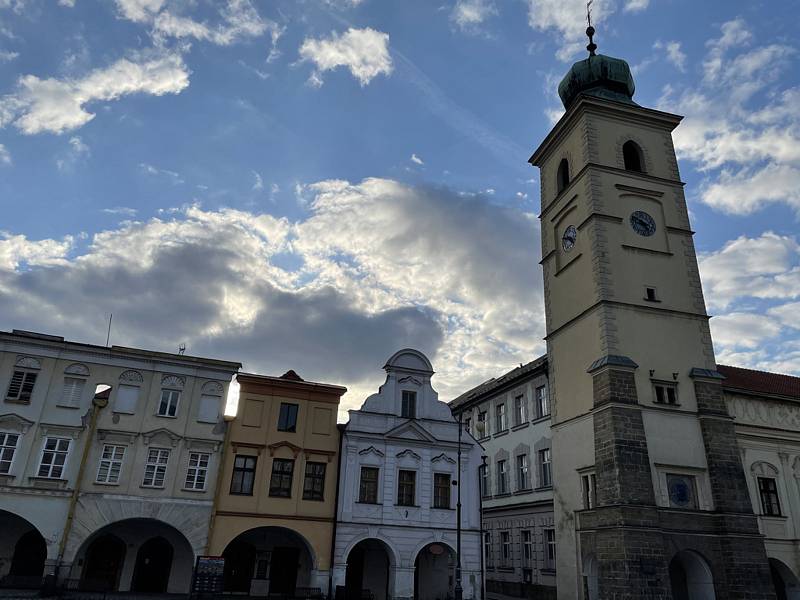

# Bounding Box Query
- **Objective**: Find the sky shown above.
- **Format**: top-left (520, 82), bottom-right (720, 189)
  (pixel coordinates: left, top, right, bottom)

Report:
top-left (0, 0), bottom-right (798, 417)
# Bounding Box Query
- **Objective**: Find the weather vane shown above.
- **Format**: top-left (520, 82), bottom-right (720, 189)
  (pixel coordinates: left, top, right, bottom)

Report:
top-left (585, 0), bottom-right (597, 56)
top-left (587, 0), bottom-right (593, 27)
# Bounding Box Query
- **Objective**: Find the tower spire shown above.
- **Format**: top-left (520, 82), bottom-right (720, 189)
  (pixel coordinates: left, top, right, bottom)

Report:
top-left (586, 0), bottom-right (597, 56)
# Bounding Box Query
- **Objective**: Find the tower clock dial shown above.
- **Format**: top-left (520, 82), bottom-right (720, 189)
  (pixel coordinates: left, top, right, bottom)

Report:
top-left (630, 211), bottom-right (656, 236)
top-left (562, 225), bottom-right (577, 251)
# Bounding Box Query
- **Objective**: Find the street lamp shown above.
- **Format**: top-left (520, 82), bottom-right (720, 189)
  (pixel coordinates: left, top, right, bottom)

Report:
top-left (455, 411), bottom-right (463, 600)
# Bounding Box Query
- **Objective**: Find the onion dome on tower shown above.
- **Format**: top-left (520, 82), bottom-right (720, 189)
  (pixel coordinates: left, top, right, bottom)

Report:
top-left (557, 24), bottom-right (636, 109)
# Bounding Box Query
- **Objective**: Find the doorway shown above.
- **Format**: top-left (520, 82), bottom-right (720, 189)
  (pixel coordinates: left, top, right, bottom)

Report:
top-left (131, 536), bottom-right (174, 593)
top-left (270, 547), bottom-right (300, 595)
top-left (81, 534), bottom-right (126, 591)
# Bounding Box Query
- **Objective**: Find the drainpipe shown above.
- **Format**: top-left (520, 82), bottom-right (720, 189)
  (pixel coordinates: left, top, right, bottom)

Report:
top-left (204, 416), bottom-right (234, 555)
top-left (53, 386), bottom-right (111, 591)
top-left (328, 423), bottom-right (345, 600)
top-left (479, 455), bottom-right (487, 600)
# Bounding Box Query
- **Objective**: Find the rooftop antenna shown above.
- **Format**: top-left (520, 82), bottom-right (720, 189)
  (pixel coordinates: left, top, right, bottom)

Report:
top-left (586, 0), bottom-right (597, 56)
top-left (105, 313), bottom-right (113, 347)
top-left (178, 343), bottom-right (186, 355)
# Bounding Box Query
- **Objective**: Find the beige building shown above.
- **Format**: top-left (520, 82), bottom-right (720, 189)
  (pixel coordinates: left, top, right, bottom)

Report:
top-left (0, 329), bottom-right (240, 594)
top-left (208, 369), bottom-right (345, 597)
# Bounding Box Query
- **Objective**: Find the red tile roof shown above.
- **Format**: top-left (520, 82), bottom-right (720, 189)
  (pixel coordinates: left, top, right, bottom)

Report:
top-left (718, 365), bottom-right (800, 399)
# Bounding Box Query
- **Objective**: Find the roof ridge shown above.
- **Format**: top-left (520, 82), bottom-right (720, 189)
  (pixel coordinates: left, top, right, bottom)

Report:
top-left (718, 364), bottom-right (800, 381)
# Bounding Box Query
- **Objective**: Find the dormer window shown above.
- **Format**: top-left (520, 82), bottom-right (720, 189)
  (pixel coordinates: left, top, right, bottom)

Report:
top-left (556, 158), bottom-right (570, 193)
top-left (401, 390), bottom-right (416, 419)
top-left (623, 140), bottom-right (644, 173)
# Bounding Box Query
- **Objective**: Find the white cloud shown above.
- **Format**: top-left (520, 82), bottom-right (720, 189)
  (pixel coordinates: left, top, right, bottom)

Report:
top-left (152, 0), bottom-right (275, 46)
top-left (526, 0), bottom-right (615, 61)
top-left (0, 52), bottom-right (189, 135)
top-left (114, 0), bottom-right (164, 23)
top-left (711, 312), bottom-right (782, 350)
top-left (56, 135), bottom-right (91, 171)
top-left (58, 0), bottom-right (76, 6)
top-left (0, 49), bottom-right (18, 62)
top-left (252, 170), bottom-right (264, 190)
top-left (624, 0), bottom-right (648, 11)
top-left (703, 164), bottom-right (800, 215)
top-left (0, 143), bottom-right (10, 165)
top-left (101, 206), bottom-right (138, 217)
top-left (451, 0), bottom-right (497, 32)
top-left (410, 153), bottom-right (423, 165)
top-left (139, 161), bottom-right (184, 184)
top-left (662, 41), bottom-right (685, 71)
top-left (299, 27), bottom-right (392, 87)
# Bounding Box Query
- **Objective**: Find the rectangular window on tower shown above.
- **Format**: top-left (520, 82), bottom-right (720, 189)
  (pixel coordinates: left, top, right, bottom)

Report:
top-left (581, 472), bottom-right (597, 509)
top-left (653, 382), bottom-right (679, 406)
top-left (401, 391), bottom-right (417, 418)
top-left (758, 477), bottom-right (782, 516)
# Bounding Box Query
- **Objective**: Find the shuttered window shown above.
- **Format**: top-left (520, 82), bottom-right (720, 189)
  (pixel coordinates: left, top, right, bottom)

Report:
top-left (197, 395), bottom-right (220, 423)
top-left (59, 377), bottom-right (86, 408)
top-left (5, 371), bottom-right (37, 403)
top-left (114, 385), bottom-right (139, 414)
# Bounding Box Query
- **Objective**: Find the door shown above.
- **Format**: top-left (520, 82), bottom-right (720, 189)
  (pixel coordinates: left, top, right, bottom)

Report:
top-left (269, 547), bottom-right (300, 595)
top-left (9, 530), bottom-right (46, 583)
top-left (81, 535), bottom-right (126, 591)
top-left (131, 537), bottom-right (174, 593)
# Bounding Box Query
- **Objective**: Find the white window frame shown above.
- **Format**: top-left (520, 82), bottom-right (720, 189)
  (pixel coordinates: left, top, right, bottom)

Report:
top-left (501, 531), bottom-right (512, 566)
top-left (5, 370), bottom-right (38, 403)
top-left (581, 472), bottom-right (597, 509)
top-left (477, 410), bottom-right (488, 437)
top-left (484, 532), bottom-right (493, 568)
top-left (521, 529), bottom-right (532, 565)
top-left (157, 388), bottom-right (181, 417)
top-left (142, 448), bottom-right (170, 487)
top-left (185, 451), bottom-right (210, 490)
top-left (58, 376), bottom-right (86, 408)
top-left (38, 437), bottom-right (70, 479)
top-left (0, 432), bottom-right (20, 474)
top-left (514, 395), bottom-right (526, 426)
top-left (539, 448), bottom-right (552, 488)
top-left (96, 444), bottom-right (125, 484)
top-left (495, 403), bottom-right (507, 432)
top-left (536, 385), bottom-right (549, 418)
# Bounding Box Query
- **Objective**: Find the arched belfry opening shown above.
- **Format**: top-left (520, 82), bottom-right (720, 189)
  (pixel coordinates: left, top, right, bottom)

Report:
top-left (623, 140), bottom-right (644, 172)
top-left (556, 158), bottom-right (570, 193)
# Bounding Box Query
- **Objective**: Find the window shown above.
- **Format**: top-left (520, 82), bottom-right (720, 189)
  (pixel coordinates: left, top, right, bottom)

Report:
top-left (484, 532), bottom-right (493, 568)
top-left (545, 529), bottom-right (556, 569)
top-left (397, 469), bottom-right (416, 506)
top-left (157, 389), bottom-right (180, 417)
top-left (623, 140), bottom-right (644, 173)
top-left (0, 432), bottom-right (19, 474)
top-left (654, 383), bottom-right (678, 405)
top-left (401, 390), bottom-right (417, 418)
top-left (480, 463), bottom-right (490, 497)
top-left (303, 461), bottom-right (326, 501)
top-left (434, 473), bottom-right (451, 509)
top-left (230, 455), bottom-right (257, 495)
top-left (495, 403), bottom-right (507, 432)
top-left (758, 477), bottom-right (781, 516)
top-left (269, 458), bottom-right (295, 497)
top-left (59, 377), bottom-right (86, 408)
top-left (645, 286), bottom-right (658, 302)
top-left (539, 449), bottom-right (552, 488)
top-left (142, 448), bottom-right (170, 487)
top-left (535, 386), bottom-right (549, 418)
top-left (198, 395), bottom-right (220, 423)
top-left (38, 437), bottom-right (70, 478)
top-left (666, 473), bottom-right (698, 509)
top-left (497, 460), bottom-right (508, 495)
top-left (96, 444), bottom-right (125, 484)
top-left (277, 403), bottom-right (299, 432)
top-left (477, 411), bottom-right (488, 437)
top-left (114, 384), bottom-right (139, 414)
top-left (581, 472), bottom-right (597, 509)
top-left (556, 158), bottom-right (570, 193)
top-left (523, 568), bottom-right (533, 584)
top-left (359, 466), bottom-right (379, 503)
top-left (501, 531), bottom-right (511, 566)
top-left (517, 454), bottom-right (530, 490)
top-left (5, 370), bottom-right (37, 403)
top-left (185, 452), bottom-right (210, 490)
top-left (514, 395), bottom-right (526, 426)
top-left (521, 530), bottom-right (532, 565)
top-left (464, 417), bottom-right (471, 435)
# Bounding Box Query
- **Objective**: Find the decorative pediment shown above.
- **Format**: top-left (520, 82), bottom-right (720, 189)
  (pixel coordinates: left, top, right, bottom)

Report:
top-left (201, 381), bottom-right (224, 396)
top-left (64, 363), bottom-right (90, 377)
top-left (358, 445), bottom-right (385, 458)
top-left (119, 370), bottom-right (143, 384)
top-left (751, 461), bottom-right (779, 477)
top-left (97, 429), bottom-right (137, 445)
top-left (0, 413), bottom-right (34, 433)
top-left (305, 448), bottom-right (336, 463)
top-left (39, 423), bottom-right (82, 439)
top-left (268, 440), bottom-right (303, 458)
top-left (185, 437), bottom-right (221, 452)
top-left (398, 376), bottom-right (422, 386)
top-left (395, 449), bottom-right (422, 462)
top-left (161, 374), bottom-right (185, 390)
top-left (432, 453), bottom-right (456, 465)
top-left (386, 420), bottom-right (438, 444)
top-left (15, 356), bottom-right (41, 370)
top-left (142, 428), bottom-right (182, 447)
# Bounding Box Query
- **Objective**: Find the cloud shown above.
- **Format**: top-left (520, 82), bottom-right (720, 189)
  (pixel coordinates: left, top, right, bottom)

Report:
top-left (101, 207), bottom-right (138, 217)
top-left (410, 153), bottom-right (423, 165)
top-left (451, 0), bottom-right (497, 32)
top-left (139, 161), bottom-right (184, 184)
top-left (624, 0), bottom-right (648, 11)
top-left (0, 144), bottom-right (10, 165)
top-left (0, 51), bottom-right (189, 135)
top-left (299, 27), bottom-right (392, 87)
top-left (252, 170), bottom-right (264, 190)
top-left (657, 40), bottom-right (686, 72)
top-left (0, 178), bottom-right (542, 411)
top-left (114, 0), bottom-right (164, 23)
top-left (711, 312), bottom-right (783, 350)
top-left (152, 0), bottom-right (276, 46)
top-left (0, 49), bottom-right (17, 62)
top-left (526, 0), bottom-right (615, 61)
top-left (56, 135), bottom-right (91, 171)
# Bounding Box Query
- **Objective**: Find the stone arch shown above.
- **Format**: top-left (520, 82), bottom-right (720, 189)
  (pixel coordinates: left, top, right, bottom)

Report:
top-left (770, 557), bottom-right (800, 600)
top-left (669, 550), bottom-right (716, 600)
top-left (342, 534), bottom-right (400, 571)
top-left (413, 541), bottom-right (456, 600)
top-left (409, 538), bottom-right (456, 570)
top-left (344, 537), bottom-right (397, 600)
top-left (751, 460), bottom-right (780, 477)
top-left (201, 381), bottom-right (224, 395)
top-left (383, 349), bottom-right (433, 374)
top-left (119, 370), bottom-right (143, 384)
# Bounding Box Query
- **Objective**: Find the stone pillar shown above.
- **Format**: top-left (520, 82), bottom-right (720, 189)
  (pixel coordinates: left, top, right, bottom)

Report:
top-left (391, 565), bottom-right (414, 600)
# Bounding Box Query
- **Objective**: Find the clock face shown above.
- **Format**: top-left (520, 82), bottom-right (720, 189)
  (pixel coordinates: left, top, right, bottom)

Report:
top-left (630, 210), bottom-right (656, 237)
top-left (666, 474), bottom-right (696, 509)
top-left (562, 225), bottom-right (577, 252)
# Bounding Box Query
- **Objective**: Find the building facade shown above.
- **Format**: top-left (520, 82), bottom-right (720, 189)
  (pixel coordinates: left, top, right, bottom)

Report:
top-left (332, 349), bottom-right (483, 600)
top-left (450, 357), bottom-right (556, 598)
top-left (0, 329), bottom-right (240, 593)
top-left (207, 370), bottom-right (345, 597)
top-left (528, 33), bottom-right (776, 600)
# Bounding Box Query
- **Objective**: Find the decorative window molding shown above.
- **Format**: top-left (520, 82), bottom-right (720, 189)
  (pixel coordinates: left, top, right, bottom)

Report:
top-left (268, 440), bottom-right (303, 457)
top-left (64, 363), bottom-right (90, 377)
top-left (141, 428), bottom-right (181, 447)
top-left (358, 445), bottom-right (385, 458)
top-left (398, 376), bottom-right (422, 386)
top-left (161, 374), bottom-right (185, 389)
top-left (395, 449), bottom-right (422, 462)
top-left (432, 453), bottom-right (456, 465)
top-left (751, 461), bottom-right (779, 477)
top-left (15, 356), bottom-right (42, 370)
top-left (201, 381), bottom-right (224, 396)
top-left (0, 413), bottom-right (34, 434)
top-left (119, 370), bottom-right (143, 384)
top-left (39, 423), bottom-right (82, 439)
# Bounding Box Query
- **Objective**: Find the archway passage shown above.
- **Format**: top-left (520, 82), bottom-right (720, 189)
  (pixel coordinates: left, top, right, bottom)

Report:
top-left (668, 551), bottom-right (715, 600)
top-left (0, 510), bottom-right (47, 588)
top-left (222, 526), bottom-right (315, 596)
top-left (414, 543), bottom-right (455, 600)
top-left (131, 536), bottom-right (173, 593)
top-left (345, 539), bottom-right (391, 600)
top-left (770, 558), bottom-right (800, 600)
top-left (80, 534), bottom-right (126, 591)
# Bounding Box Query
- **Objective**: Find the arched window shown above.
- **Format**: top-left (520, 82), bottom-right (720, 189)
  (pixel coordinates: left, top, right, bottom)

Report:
top-left (556, 158), bottom-right (570, 193)
top-left (623, 141), bottom-right (644, 172)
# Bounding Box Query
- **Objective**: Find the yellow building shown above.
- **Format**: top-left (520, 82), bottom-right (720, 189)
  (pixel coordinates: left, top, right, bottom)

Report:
top-left (208, 370), bottom-right (345, 597)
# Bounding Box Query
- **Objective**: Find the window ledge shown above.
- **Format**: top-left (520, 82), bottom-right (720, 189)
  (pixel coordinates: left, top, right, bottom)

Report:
top-left (396, 504), bottom-right (420, 508)
top-left (540, 568), bottom-right (556, 575)
top-left (0, 473), bottom-right (15, 485)
top-left (535, 485), bottom-right (553, 491)
top-left (432, 506), bottom-right (455, 511)
top-left (513, 488), bottom-right (533, 496)
top-left (493, 430), bottom-right (509, 439)
top-left (303, 497), bottom-right (325, 502)
top-left (112, 410), bottom-right (135, 415)
top-left (531, 415), bottom-right (551, 424)
top-left (494, 492), bottom-right (512, 498)
top-left (511, 422), bottom-right (529, 432)
top-left (155, 414), bottom-right (178, 419)
top-left (478, 436), bottom-right (491, 442)
top-left (56, 404), bottom-right (80, 409)
top-left (653, 402), bottom-right (682, 408)
top-left (94, 481), bottom-right (120, 487)
top-left (355, 501), bottom-right (382, 505)
top-left (759, 514), bottom-right (788, 520)
top-left (182, 487), bottom-right (207, 493)
top-left (497, 567), bottom-right (515, 573)
top-left (29, 476), bottom-right (69, 490)
top-left (229, 491), bottom-right (254, 496)
top-left (643, 297), bottom-right (662, 303)
top-left (140, 484), bottom-right (166, 490)
top-left (4, 398), bottom-right (31, 405)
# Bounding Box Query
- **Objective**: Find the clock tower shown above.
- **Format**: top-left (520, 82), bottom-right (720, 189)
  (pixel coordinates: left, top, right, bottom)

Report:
top-left (529, 28), bottom-right (775, 599)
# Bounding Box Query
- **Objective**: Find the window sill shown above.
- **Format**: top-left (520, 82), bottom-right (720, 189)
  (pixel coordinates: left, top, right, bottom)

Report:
top-left (269, 493), bottom-right (292, 499)
top-left (540, 568), bottom-right (556, 575)
top-left (478, 436), bottom-right (491, 442)
top-left (155, 414), bottom-right (178, 419)
top-left (112, 410), bottom-right (135, 415)
top-left (396, 504), bottom-right (419, 508)
top-left (511, 422), bottom-right (529, 432)
top-left (643, 297), bottom-right (662, 303)
top-left (4, 398), bottom-right (31, 405)
top-left (0, 473), bottom-right (15, 485)
top-left (535, 485), bottom-right (553, 491)
top-left (56, 404), bottom-right (80, 409)
top-left (432, 506), bottom-right (455, 511)
top-left (653, 402), bottom-right (682, 408)
top-left (759, 514), bottom-right (788, 520)
top-left (513, 488), bottom-right (533, 496)
top-left (494, 492), bottom-right (512, 498)
top-left (355, 500), bottom-right (382, 505)
top-left (277, 429), bottom-right (297, 433)
top-left (497, 567), bottom-right (514, 573)
top-left (140, 484), bottom-right (166, 489)
top-left (303, 497), bottom-right (325, 502)
top-left (94, 481), bottom-right (120, 486)
top-left (182, 487), bottom-right (207, 493)
top-left (531, 415), bottom-right (550, 424)
top-left (229, 491), bottom-right (254, 496)
top-left (29, 477), bottom-right (68, 490)
top-left (493, 430), bottom-right (509, 439)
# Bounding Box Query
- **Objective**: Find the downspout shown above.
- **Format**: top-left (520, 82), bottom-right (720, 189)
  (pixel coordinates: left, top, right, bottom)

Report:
top-left (479, 456), bottom-right (486, 600)
top-left (54, 387), bottom-right (110, 588)
top-left (328, 423), bottom-right (345, 600)
top-left (204, 415), bottom-right (234, 554)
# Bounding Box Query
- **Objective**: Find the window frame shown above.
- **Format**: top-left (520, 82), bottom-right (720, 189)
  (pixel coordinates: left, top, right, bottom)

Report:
top-left (496, 459), bottom-right (508, 495)
top-left (358, 466), bottom-right (380, 504)
top-left (269, 458), bottom-right (295, 498)
top-left (185, 451), bottom-right (210, 491)
top-left (477, 411), bottom-right (488, 437)
top-left (59, 376), bottom-right (87, 408)
top-left (5, 370), bottom-right (38, 403)
top-left (230, 454), bottom-right (257, 495)
top-left (38, 437), bottom-right (70, 479)
top-left (521, 529), bottom-right (532, 565)
top-left (535, 385), bottom-right (549, 418)
top-left (544, 529), bottom-right (556, 569)
top-left (495, 403), bottom-right (507, 432)
top-left (539, 448), bottom-right (552, 488)
top-left (302, 461), bottom-right (326, 501)
top-left (0, 432), bottom-right (20, 474)
top-left (157, 388), bottom-right (181, 417)
top-left (500, 531), bottom-right (512, 566)
top-left (142, 447), bottom-right (170, 488)
top-left (484, 531), bottom-right (493, 568)
top-left (556, 158), bottom-right (570, 194)
top-left (622, 140), bottom-right (645, 173)
top-left (581, 472), bottom-right (597, 509)
top-left (514, 395), bottom-right (525, 426)
top-left (277, 403), bottom-right (299, 432)
top-left (516, 453), bottom-right (530, 490)
top-left (480, 463), bottom-right (490, 498)
top-left (401, 390), bottom-right (417, 419)
top-left (653, 381), bottom-right (679, 406)
top-left (96, 444), bottom-right (125, 484)
top-left (433, 472), bottom-right (451, 509)
top-left (758, 476), bottom-right (782, 517)
top-left (397, 469), bottom-right (416, 506)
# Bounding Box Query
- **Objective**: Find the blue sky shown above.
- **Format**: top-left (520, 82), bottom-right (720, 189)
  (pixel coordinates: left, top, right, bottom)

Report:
top-left (0, 0), bottom-right (798, 412)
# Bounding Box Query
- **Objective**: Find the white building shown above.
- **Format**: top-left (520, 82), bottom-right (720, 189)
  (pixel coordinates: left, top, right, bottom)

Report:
top-left (0, 329), bottom-right (239, 594)
top-left (332, 349), bottom-right (483, 600)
